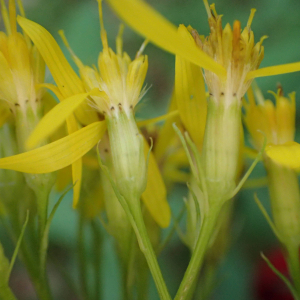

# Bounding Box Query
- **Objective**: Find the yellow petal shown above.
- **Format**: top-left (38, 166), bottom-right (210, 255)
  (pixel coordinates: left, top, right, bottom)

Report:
top-left (265, 141), bottom-right (300, 169)
top-left (27, 92), bottom-right (91, 149)
top-left (66, 114), bottom-right (82, 208)
top-left (0, 121), bottom-right (106, 173)
top-left (175, 39), bottom-right (207, 150)
top-left (246, 62), bottom-right (300, 80)
top-left (55, 165), bottom-right (72, 191)
top-left (17, 16), bottom-right (83, 97)
top-left (105, 0), bottom-right (226, 78)
top-left (81, 183), bottom-right (104, 219)
top-left (136, 110), bottom-right (179, 128)
top-left (72, 156), bottom-right (82, 208)
top-left (17, 16), bottom-right (99, 125)
top-left (142, 138), bottom-right (171, 228)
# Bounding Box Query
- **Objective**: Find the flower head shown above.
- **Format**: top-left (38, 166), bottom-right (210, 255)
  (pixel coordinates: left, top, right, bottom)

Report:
top-left (106, 0), bottom-right (300, 99)
top-left (59, 1), bottom-right (148, 119)
top-left (0, 0), bottom-right (45, 115)
top-left (244, 84), bottom-right (295, 150)
top-left (198, 1), bottom-right (266, 104)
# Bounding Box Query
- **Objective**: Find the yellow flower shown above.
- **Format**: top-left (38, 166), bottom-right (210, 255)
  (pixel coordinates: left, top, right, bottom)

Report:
top-left (105, 0), bottom-right (300, 203)
top-left (244, 85), bottom-right (296, 150)
top-left (106, 0), bottom-right (300, 97)
top-left (0, 0), bottom-right (170, 227)
top-left (243, 84), bottom-right (300, 169)
top-left (244, 85), bottom-right (300, 247)
top-left (0, 0), bottom-right (44, 113)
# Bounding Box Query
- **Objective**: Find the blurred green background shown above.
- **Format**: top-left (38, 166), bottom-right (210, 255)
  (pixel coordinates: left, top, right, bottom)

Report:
top-left (2, 0), bottom-right (300, 299)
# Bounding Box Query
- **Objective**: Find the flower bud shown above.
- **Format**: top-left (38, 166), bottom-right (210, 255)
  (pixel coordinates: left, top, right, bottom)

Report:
top-left (265, 157), bottom-right (300, 246)
top-left (202, 98), bottom-right (241, 201)
top-left (107, 109), bottom-right (146, 202)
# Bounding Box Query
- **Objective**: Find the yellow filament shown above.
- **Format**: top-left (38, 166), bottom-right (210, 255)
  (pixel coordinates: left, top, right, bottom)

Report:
top-left (116, 24), bottom-right (124, 55)
top-left (16, 0), bottom-right (31, 47)
top-left (1, 0), bottom-right (10, 34)
top-left (203, 0), bottom-right (212, 17)
top-left (136, 39), bottom-right (149, 58)
top-left (16, 0), bottom-right (25, 17)
top-left (247, 8), bottom-right (256, 30)
top-left (210, 3), bottom-right (218, 17)
top-left (97, 0), bottom-right (108, 51)
top-left (9, 0), bottom-right (17, 34)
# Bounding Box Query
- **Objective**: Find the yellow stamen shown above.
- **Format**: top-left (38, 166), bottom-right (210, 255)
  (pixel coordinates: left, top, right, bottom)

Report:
top-left (0, 0), bottom-right (10, 34)
top-left (232, 20), bottom-right (241, 64)
top-left (210, 3), bottom-right (218, 18)
top-left (136, 39), bottom-right (149, 59)
top-left (16, 0), bottom-right (31, 46)
top-left (9, 0), bottom-right (17, 34)
top-left (247, 8), bottom-right (256, 31)
top-left (203, 0), bottom-right (212, 18)
top-left (16, 0), bottom-right (25, 17)
top-left (116, 24), bottom-right (125, 55)
top-left (97, 0), bottom-right (108, 51)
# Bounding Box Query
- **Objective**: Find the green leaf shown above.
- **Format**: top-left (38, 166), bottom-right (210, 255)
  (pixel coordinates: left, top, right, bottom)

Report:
top-left (261, 252), bottom-right (300, 300)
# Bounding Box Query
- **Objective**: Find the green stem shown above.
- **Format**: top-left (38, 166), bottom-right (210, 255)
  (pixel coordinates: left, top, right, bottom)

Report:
top-left (91, 220), bottom-right (102, 300)
top-left (78, 216), bottom-right (90, 300)
top-left (287, 245), bottom-right (300, 296)
top-left (5, 209), bottom-right (52, 300)
top-left (130, 205), bottom-right (171, 300)
top-left (175, 206), bottom-right (220, 300)
top-left (0, 286), bottom-right (17, 300)
top-left (121, 263), bottom-right (130, 300)
top-left (36, 189), bottom-right (50, 241)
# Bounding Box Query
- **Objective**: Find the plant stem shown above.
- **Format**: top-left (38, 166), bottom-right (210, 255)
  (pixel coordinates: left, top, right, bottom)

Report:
top-left (78, 215), bottom-right (90, 300)
top-left (130, 205), bottom-right (171, 300)
top-left (175, 206), bottom-right (220, 300)
top-left (36, 189), bottom-right (50, 241)
top-left (287, 244), bottom-right (300, 296)
top-left (0, 286), bottom-right (17, 300)
top-left (91, 220), bottom-right (102, 300)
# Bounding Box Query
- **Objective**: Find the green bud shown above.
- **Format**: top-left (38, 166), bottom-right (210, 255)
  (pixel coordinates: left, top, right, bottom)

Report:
top-left (103, 170), bottom-right (132, 264)
top-left (265, 157), bottom-right (300, 247)
top-left (106, 109), bottom-right (146, 202)
top-left (202, 97), bottom-right (241, 202)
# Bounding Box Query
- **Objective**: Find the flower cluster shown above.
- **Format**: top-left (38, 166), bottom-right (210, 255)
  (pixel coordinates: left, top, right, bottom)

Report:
top-left (0, 0), bottom-right (300, 300)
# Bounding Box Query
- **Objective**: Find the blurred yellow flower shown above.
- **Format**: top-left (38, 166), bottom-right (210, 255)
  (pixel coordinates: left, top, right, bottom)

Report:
top-left (0, 0), bottom-right (171, 227)
top-left (244, 85), bottom-right (295, 150)
top-left (106, 0), bottom-right (300, 99)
